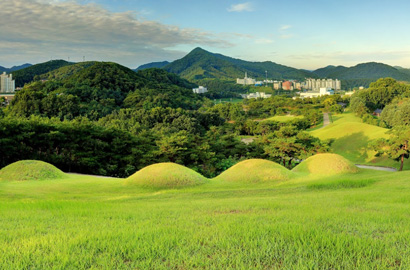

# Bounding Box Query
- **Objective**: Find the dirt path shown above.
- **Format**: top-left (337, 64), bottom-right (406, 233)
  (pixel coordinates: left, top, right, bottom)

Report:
top-left (355, 165), bottom-right (397, 172)
top-left (321, 113), bottom-right (330, 129)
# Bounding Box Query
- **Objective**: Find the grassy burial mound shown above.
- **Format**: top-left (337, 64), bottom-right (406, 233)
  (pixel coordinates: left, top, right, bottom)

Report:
top-left (293, 153), bottom-right (359, 176)
top-left (215, 159), bottom-right (293, 183)
top-left (0, 160), bottom-right (66, 181)
top-left (126, 163), bottom-right (208, 189)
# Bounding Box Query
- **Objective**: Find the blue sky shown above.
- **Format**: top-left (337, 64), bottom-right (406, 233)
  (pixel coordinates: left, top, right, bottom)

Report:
top-left (1, 0), bottom-right (410, 69)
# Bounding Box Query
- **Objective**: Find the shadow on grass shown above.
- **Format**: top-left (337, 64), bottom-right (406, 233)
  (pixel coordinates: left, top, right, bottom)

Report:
top-left (331, 131), bottom-right (371, 163)
top-left (308, 179), bottom-right (377, 190)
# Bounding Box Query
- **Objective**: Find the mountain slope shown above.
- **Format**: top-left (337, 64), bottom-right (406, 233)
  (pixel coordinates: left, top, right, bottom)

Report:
top-left (134, 61), bottom-right (170, 71)
top-left (312, 65), bottom-right (348, 78)
top-left (0, 63), bottom-right (32, 73)
top-left (313, 62), bottom-right (410, 88)
top-left (164, 47), bottom-right (315, 81)
top-left (10, 62), bottom-right (202, 120)
top-left (11, 60), bottom-right (73, 87)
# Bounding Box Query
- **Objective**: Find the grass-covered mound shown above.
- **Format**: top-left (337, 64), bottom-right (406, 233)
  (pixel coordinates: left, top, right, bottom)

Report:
top-left (215, 159), bottom-right (293, 183)
top-left (293, 153), bottom-right (359, 176)
top-left (0, 160), bottom-right (66, 181)
top-left (126, 163), bottom-right (207, 189)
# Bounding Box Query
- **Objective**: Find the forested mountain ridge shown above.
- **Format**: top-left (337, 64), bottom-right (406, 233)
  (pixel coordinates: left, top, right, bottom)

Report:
top-left (8, 62), bottom-right (203, 120)
top-left (312, 62), bottom-right (410, 88)
top-left (163, 47), bottom-right (315, 81)
top-left (11, 60), bottom-right (73, 87)
top-left (134, 61), bottom-right (170, 71)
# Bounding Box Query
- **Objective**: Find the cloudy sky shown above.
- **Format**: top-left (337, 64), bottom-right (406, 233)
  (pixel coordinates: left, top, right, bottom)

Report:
top-left (1, 0), bottom-right (410, 69)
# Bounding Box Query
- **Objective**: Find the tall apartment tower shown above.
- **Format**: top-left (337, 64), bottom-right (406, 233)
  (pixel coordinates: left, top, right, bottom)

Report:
top-left (0, 72), bottom-right (15, 93)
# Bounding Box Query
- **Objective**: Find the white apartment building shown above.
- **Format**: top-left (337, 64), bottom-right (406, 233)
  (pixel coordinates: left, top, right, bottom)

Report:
top-left (0, 72), bottom-right (15, 93)
top-left (303, 78), bottom-right (341, 91)
top-left (193, 86), bottom-right (208, 94)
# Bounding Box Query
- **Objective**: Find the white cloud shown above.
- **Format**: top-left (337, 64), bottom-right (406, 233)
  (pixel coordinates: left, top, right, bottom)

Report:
top-left (227, 2), bottom-right (254, 12)
top-left (0, 0), bottom-right (232, 67)
top-left (255, 38), bottom-right (274, 44)
top-left (280, 25), bottom-right (292, 31)
top-left (280, 34), bottom-right (294, 39)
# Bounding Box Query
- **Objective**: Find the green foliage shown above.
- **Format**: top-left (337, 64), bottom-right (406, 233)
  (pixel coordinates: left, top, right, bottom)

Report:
top-left (372, 126), bottom-right (410, 171)
top-left (0, 117), bottom-right (145, 177)
top-left (262, 126), bottom-right (330, 168)
top-left (381, 99), bottom-right (410, 128)
top-left (9, 64), bottom-right (204, 120)
top-left (350, 96), bottom-right (368, 117)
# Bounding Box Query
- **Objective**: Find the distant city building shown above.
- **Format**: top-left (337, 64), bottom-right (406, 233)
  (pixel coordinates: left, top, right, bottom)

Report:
top-left (193, 86), bottom-right (208, 94)
top-left (282, 81), bottom-right (293, 90)
top-left (0, 93), bottom-right (15, 105)
top-left (240, 92), bottom-right (272, 99)
top-left (236, 72), bottom-right (256, 85)
top-left (272, 81), bottom-right (281, 90)
top-left (302, 78), bottom-right (341, 91)
top-left (0, 72), bottom-right (15, 93)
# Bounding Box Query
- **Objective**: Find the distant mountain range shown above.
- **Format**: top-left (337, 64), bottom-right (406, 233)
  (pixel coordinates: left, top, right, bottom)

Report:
top-left (136, 47), bottom-right (410, 88)
top-left (162, 47), bottom-right (314, 81)
top-left (0, 63), bottom-right (32, 73)
top-left (11, 60), bottom-right (73, 87)
top-left (9, 48), bottom-right (410, 90)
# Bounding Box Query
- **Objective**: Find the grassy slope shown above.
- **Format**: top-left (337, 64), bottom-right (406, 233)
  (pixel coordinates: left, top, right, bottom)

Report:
top-left (310, 112), bottom-right (410, 170)
top-left (264, 115), bottom-right (304, 122)
top-left (1, 171), bottom-right (410, 268)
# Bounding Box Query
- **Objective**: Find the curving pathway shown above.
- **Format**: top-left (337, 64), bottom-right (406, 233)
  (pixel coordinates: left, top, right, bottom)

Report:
top-left (355, 164), bottom-right (397, 172)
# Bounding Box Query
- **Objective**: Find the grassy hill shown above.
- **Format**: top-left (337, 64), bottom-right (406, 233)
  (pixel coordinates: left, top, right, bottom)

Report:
top-left (310, 112), bottom-right (410, 170)
top-left (0, 166), bottom-right (410, 268)
top-left (164, 47), bottom-right (315, 81)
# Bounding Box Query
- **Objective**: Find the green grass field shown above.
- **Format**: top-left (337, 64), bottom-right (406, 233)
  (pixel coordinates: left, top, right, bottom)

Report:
top-left (310, 112), bottom-right (410, 170)
top-left (1, 165), bottom-right (410, 269)
top-left (263, 115), bottom-right (304, 122)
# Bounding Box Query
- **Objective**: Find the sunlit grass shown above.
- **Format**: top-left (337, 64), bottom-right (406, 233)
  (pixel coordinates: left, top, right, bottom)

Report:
top-left (1, 169), bottom-right (410, 268)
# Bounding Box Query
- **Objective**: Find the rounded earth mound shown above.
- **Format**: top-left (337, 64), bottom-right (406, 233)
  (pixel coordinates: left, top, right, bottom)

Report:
top-left (293, 153), bottom-right (358, 175)
top-left (126, 162), bottom-right (207, 189)
top-left (0, 160), bottom-right (66, 181)
top-left (215, 159), bottom-right (293, 183)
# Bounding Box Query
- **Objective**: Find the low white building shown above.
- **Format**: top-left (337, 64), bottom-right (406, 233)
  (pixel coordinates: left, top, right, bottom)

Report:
top-left (241, 92), bottom-right (272, 99)
top-left (0, 72), bottom-right (15, 93)
top-left (193, 86), bottom-right (208, 94)
top-left (299, 87), bottom-right (334, 99)
top-left (236, 72), bottom-right (256, 85)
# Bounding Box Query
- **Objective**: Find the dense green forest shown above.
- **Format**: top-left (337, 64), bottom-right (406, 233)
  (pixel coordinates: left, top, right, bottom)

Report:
top-left (1, 61), bottom-right (334, 177)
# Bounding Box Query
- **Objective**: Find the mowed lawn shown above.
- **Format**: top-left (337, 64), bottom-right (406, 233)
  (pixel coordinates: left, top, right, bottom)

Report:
top-left (263, 115), bottom-right (305, 122)
top-left (310, 112), bottom-right (410, 170)
top-left (1, 170), bottom-right (410, 269)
